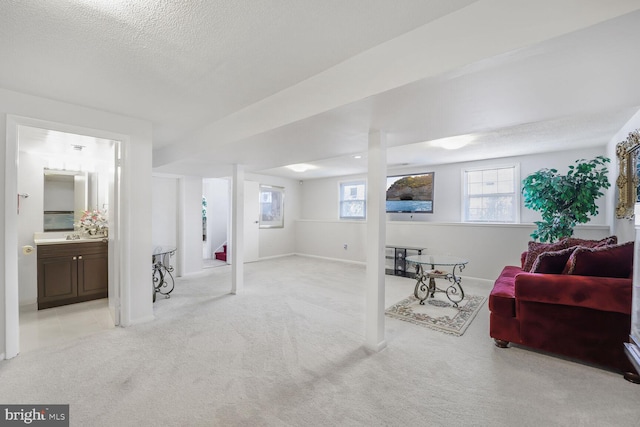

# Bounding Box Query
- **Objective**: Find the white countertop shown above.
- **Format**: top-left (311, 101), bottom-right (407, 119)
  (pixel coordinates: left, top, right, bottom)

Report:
top-left (33, 232), bottom-right (107, 245)
top-left (34, 237), bottom-right (107, 245)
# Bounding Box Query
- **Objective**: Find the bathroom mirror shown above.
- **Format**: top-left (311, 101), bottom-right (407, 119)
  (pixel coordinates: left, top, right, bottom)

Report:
top-left (615, 129), bottom-right (640, 219)
top-left (43, 169), bottom-right (97, 231)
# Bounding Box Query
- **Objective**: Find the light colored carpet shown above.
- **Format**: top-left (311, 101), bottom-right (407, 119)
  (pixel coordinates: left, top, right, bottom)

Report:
top-left (1, 255), bottom-right (639, 426)
top-left (385, 292), bottom-right (486, 336)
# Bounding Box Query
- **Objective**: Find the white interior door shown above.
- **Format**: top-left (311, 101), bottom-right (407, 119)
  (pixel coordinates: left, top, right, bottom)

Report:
top-left (244, 181), bottom-right (259, 263)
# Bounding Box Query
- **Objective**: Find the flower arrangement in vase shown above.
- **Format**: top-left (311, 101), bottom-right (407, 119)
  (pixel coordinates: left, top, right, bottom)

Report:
top-left (76, 209), bottom-right (108, 237)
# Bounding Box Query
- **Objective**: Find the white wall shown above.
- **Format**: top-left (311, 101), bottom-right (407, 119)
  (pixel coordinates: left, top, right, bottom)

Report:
top-left (303, 146), bottom-right (608, 224)
top-left (297, 146), bottom-right (613, 280)
top-left (296, 220), bottom-right (608, 280)
top-left (151, 175), bottom-right (203, 276)
top-left (296, 220), bottom-right (368, 263)
top-left (151, 176), bottom-right (178, 274)
top-left (1, 87), bottom-right (153, 358)
top-left (608, 108), bottom-right (640, 242)
top-left (151, 176), bottom-right (178, 247)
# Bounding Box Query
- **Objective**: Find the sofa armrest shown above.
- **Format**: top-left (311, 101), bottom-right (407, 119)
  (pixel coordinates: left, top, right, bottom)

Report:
top-left (514, 272), bottom-right (632, 315)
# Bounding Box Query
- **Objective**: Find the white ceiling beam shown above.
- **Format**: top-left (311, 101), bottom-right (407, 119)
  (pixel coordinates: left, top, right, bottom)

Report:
top-left (153, 0), bottom-right (640, 168)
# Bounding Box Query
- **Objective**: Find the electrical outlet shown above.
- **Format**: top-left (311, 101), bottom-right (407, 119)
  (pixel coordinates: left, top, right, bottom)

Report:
top-left (343, 244), bottom-right (348, 250)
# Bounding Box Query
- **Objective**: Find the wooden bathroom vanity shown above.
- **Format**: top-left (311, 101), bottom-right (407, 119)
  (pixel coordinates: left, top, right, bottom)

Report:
top-left (36, 239), bottom-right (108, 309)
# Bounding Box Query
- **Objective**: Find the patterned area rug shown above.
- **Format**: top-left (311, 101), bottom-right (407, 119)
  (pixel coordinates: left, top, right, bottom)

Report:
top-left (385, 292), bottom-right (486, 336)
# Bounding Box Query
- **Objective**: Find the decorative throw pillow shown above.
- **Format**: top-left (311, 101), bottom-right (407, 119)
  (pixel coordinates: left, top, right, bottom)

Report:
top-left (565, 241), bottom-right (634, 278)
top-left (522, 241), bottom-right (568, 272)
top-left (563, 235), bottom-right (617, 248)
top-left (530, 246), bottom-right (578, 274)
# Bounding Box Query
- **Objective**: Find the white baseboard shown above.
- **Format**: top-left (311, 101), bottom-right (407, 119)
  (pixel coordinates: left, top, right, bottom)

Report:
top-left (124, 315), bottom-right (155, 327)
top-left (293, 253), bottom-right (366, 266)
top-left (294, 254), bottom-right (494, 284)
top-left (257, 253), bottom-right (297, 262)
top-left (179, 270), bottom-right (208, 278)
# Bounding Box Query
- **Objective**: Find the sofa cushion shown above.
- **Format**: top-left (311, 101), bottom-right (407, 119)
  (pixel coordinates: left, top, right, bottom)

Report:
top-left (530, 246), bottom-right (577, 274)
top-left (515, 272), bottom-right (632, 315)
top-left (489, 265), bottom-right (522, 317)
top-left (563, 235), bottom-right (617, 248)
top-left (565, 241), bottom-right (634, 278)
top-left (522, 241), bottom-right (568, 272)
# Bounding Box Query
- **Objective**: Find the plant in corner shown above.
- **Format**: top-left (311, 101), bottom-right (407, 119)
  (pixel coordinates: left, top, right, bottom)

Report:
top-left (522, 156), bottom-right (610, 242)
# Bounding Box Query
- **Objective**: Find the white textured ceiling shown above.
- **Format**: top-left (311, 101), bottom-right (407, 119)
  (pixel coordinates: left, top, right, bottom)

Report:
top-left (3, 1), bottom-right (640, 180)
top-left (0, 0), bottom-right (475, 147)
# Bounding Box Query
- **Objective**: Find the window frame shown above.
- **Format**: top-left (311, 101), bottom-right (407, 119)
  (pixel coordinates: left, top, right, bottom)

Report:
top-left (462, 164), bottom-right (520, 223)
top-left (339, 180), bottom-right (367, 220)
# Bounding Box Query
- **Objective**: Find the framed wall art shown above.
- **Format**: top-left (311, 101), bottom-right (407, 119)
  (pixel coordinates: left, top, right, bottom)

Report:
top-left (616, 129), bottom-right (640, 219)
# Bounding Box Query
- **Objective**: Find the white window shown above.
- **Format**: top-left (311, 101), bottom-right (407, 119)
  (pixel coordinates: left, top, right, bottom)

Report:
top-left (463, 165), bottom-right (519, 222)
top-left (339, 181), bottom-right (366, 219)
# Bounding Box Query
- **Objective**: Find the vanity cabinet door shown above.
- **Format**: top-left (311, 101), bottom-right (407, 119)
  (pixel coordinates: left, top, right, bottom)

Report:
top-left (77, 251), bottom-right (108, 297)
top-left (37, 255), bottom-right (78, 308)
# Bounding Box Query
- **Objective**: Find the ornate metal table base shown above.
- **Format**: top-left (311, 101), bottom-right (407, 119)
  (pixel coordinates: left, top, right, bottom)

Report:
top-left (413, 263), bottom-right (466, 308)
top-left (152, 248), bottom-right (176, 302)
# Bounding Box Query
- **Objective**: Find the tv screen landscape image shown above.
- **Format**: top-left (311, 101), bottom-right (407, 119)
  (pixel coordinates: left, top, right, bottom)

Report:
top-left (386, 172), bottom-right (434, 213)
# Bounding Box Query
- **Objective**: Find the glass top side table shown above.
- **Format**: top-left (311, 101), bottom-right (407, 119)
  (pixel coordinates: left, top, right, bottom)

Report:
top-left (406, 254), bottom-right (469, 307)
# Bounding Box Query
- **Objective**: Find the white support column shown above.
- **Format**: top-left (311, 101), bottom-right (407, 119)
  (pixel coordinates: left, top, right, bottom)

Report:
top-left (365, 130), bottom-right (387, 352)
top-left (231, 164), bottom-right (244, 294)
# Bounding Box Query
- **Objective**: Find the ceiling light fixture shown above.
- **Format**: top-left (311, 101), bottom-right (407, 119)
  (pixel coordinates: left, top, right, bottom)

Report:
top-left (430, 135), bottom-right (475, 150)
top-left (286, 164), bottom-right (316, 173)
top-left (353, 155), bottom-right (362, 159)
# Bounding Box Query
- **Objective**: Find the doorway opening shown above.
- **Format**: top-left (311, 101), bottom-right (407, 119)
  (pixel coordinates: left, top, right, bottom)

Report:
top-left (5, 117), bottom-right (123, 358)
top-left (200, 178), bottom-right (260, 268)
top-left (202, 178), bottom-right (230, 269)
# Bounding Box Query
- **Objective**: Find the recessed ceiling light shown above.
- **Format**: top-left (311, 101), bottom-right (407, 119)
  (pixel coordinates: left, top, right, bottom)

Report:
top-left (353, 155), bottom-right (362, 159)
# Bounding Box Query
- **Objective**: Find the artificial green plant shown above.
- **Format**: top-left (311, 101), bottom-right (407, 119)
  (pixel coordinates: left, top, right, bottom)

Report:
top-left (522, 156), bottom-right (610, 242)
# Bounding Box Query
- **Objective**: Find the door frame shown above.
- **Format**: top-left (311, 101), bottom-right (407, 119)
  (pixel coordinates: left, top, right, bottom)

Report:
top-left (4, 115), bottom-right (126, 359)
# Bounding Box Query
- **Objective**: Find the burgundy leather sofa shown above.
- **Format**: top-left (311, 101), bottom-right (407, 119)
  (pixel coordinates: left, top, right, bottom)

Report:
top-left (489, 238), bottom-right (637, 377)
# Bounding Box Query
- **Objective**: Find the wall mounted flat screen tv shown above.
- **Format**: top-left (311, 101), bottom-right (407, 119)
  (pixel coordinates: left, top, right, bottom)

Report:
top-left (386, 172), bottom-right (434, 213)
